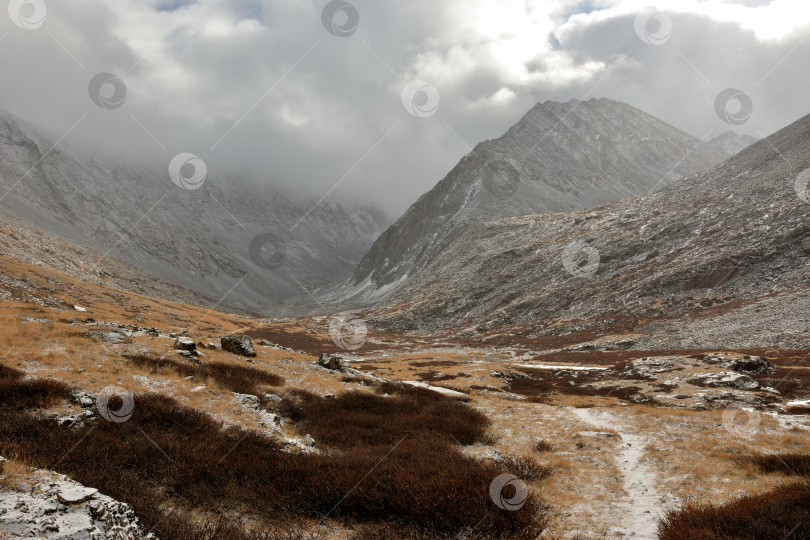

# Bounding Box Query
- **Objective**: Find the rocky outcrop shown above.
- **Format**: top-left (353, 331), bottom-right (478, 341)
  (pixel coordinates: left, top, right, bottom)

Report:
top-left (173, 337), bottom-right (196, 352)
top-left (317, 353), bottom-right (344, 371)
top-left (688, 372), bottom-right (760, 390)
top-left (0, 465), bottom-right (155, 539)
top-left (221, 335), bottom-right (256, 358)
top-left (702, 354), bottom-right (775, 374)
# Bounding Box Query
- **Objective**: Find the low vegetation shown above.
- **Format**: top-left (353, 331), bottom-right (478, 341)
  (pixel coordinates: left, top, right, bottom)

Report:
top-left (0, 365), bottom-right (549, 539)
top-left (123, 354), bottom-right (284, 396)
top-left (658, 481), bottom-right (810, 539)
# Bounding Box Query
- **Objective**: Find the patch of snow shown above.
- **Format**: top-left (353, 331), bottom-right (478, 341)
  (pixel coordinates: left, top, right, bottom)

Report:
top-left (402, 381), bottom-right (467, 398)
top-left (511, 363), bottom-right (608, 371)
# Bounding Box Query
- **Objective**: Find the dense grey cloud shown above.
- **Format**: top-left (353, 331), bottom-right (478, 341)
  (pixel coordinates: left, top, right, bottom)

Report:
top-left (0, 0), bottom-right (808, 215)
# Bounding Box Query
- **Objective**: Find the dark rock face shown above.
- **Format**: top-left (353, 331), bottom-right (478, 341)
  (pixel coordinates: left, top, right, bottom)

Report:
top-left (349, 98), bottom-right (729, 300)
top-left (727, 356), bottom-right (776, 375)
top-left (221, 335), bottom-right (257, 357)
top-left (359, 108), bottom-right (810, 350)
top-left (317, 353), bottom-right (344, 370)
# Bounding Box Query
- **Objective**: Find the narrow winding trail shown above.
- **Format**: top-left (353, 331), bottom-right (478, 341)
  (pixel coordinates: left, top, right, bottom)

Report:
top-left (571, 408), bottom-right (666, 539)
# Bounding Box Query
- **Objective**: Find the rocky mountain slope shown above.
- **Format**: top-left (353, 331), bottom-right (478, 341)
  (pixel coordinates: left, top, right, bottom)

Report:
top-left (344, 98), bottom-right (729, 304)
top-left (0, 112), bottom-right (388, 314)
top-left (710, 131), bottom-right (760, 155)
top-left (366, 109), bottom-right (810, 349)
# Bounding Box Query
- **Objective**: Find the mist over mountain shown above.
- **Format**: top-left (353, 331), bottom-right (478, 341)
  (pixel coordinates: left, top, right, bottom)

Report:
top-left (0, 112), bottom-right (389, 313)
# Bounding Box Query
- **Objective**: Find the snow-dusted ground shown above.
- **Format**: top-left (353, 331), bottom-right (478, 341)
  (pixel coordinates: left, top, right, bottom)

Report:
top-left (0, 461), bottom-right (154, 539)
top-left (570, 409), bottom-right (675, 539)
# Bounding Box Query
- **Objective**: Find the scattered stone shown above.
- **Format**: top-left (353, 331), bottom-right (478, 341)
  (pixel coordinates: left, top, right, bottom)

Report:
top-left (263, 393), bottom-right (282, 403)
top-left (57, 487), bottom-right (98, 505)
top-left (71, 390), bottom-right (96, 409)
top-left (622, 357), bottom-right (680, 378)
top-left (73, 305), bottom-right (86, 312)
top-left (688, 372), bottom-right (760, 390)
top-left (563, 343), bottom-right (599, 352)
top-left (85, 330), bottom-right (126, 344)
top-left (303, 434), bottom-right (315, 447)
top-left (317, 353), bottom-right (344, 371)
top-left (324, 393), bottom-right (335, 399)
top-left (233, 392), bottom-right (260, 408)
top-left (173, 336), bottom-right (196, 352)
top-left (257, 339), bottom-right (272, 346)
top-left (221, 334), bottom-right (257, 357)
top-left (612, 338), bottom-right (637, 350)
top-left (553, 369), bottom-right (578, 378)
top-left (56, 410), bottom-right (95, 429)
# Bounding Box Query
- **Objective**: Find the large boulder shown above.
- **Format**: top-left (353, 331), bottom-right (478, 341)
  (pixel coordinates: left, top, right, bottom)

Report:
top-left (173, 337), bottom-right (196, 352)
top-left (317, 353), bottom-right (344, 371)
top-left (221, 334), bottom-right (257, 357)
top-left (727, 356), bottom-right (776, 375)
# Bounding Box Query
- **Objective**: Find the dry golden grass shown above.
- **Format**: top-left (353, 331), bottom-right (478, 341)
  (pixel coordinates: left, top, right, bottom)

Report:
top-left (0, 456), bottom-right (34, 491)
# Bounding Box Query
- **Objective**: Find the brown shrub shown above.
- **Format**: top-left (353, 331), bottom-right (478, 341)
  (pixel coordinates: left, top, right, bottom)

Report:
top-left (277, 382), bottom-right (489, 448)
top-left (0, 379), bottom-right (548, 539)
top-left (747, 454), bottom-right (810, 477)
top-left (658, 482), bottom-right (810, 539)
top-left (123, 354), bottom-right (283, 396)
top-left (492, 455), bottom-right (552, 482)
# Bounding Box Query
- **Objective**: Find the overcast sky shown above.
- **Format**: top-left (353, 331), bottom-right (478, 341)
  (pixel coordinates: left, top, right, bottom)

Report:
top-left (1, 0), bottom-right (809, 215)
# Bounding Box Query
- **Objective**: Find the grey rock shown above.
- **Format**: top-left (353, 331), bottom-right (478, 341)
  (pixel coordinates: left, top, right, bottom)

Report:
top-left (688, 372), bottom-right (760, 391)
top-left (85, 330), bottom-right (126, 344)
top-left (173, 336), bottom-right (196, 352)
top-left (221, 334), bottom-right (257, 357)
top-left (317, 353), bottom-right (344, 371)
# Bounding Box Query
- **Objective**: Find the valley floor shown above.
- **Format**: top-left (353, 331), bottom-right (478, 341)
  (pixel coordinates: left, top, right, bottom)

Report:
top-left (0, 253), bottom-right (808, 538)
